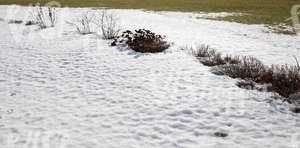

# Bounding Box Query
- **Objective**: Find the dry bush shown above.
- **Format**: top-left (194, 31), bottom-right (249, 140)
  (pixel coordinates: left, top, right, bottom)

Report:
top-left (115, 29), bottom-right (170, 53)
top-left (68, 10), bottom-right (120, 36)
top-left (186, 45), bottom-right (300, 104)
top-left (192, 45), bottom-right (225, 66)
top-left (220, 56), bottom-right (300, 103)
top-left (76, 14), bottom-right (92, 34)
top-left (95, 10), bottom-right (121, 39)
top-left (201, 53), bottom-right (226, 66)
top-left (67, 12), bottom-right (94, 35)
top-left (31, 6), bottom-right (56, 29)
top-left (220, 56), bottom-right (267, 82)
top-left (192, 45), bottom-right (216, 57)
top-left (224, 54), bottom-right (241, 64)
top-left (269, 65), bottom-right (300, 99)
top-left (191, 45), bottom-right (241, 67)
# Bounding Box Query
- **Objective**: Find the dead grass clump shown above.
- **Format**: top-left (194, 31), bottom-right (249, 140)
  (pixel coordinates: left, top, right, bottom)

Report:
top-left (192, 45), bottom-right (241, 67)
top-left (193, 45), bottom-right (216, 57)
top-left (214, 132), bottom-right (228, 137)
top-left (200, 53), bottom-right (226, 66)
top-left (224, 54), bottom-right (241, 64)
top-left (270, 65), bottom-right (300, 99)
top-left (8, 19), bottom-right (39, 26)
top-left (25, 20), bottom-right (38, 26)
top-left (222, 58), bottom-right (300, 103)
top-left (185, 45), bottom-right (300, 105)
top-left (8, 20), bottom-right (23, 24)
top-left (220, 56), bottom-right (266, 82)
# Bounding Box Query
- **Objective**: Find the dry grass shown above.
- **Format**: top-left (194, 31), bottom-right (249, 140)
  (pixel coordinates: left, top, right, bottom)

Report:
top-left (8, 20), bottom-right (23, 24)
top-left (192, 45), bottom-right (216, 57)
top-left (221, 58), bottom-right (300, 102)
top-left (269, 65), bottom-right (300, 99)
top-left (25, 20), bottom-right (38, 26)
top-left (224, 54), bottom-right (240, 64)
top-left (8, 19), bottom-right (39, 26)
top-left (1, 0), bottom-right (298, 34)
top-left (192, 45), bottom-right (239, 66)
top-left (187, 45), bottom-right (300, 104)
top-left (220, 56), bottom-right (266, 82)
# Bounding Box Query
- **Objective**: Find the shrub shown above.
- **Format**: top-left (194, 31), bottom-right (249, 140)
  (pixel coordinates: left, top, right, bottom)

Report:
top-left (192, 45), bottom-right (224, 66)
top-left (270, 65), bottom-right (300, 98)
top-left (115, 29), bottom-right (170, 53)
top-left (220, 56), bottom-right (267, 82)
top-left (76, 14), bottom-right (92, 34)
top-left (224, 54), bottom-right (241, 64)
top-left (219, 56), bottom-right (300, 103)
top-left (31, 6), bottom-right (56, 29)
top-left (200, 53), bottom-right (226, 66)
top-left (187, 45), bottom-right (300, 105)
top-left (192, 45), bottom-right (216, 57)
top-left (95, 10), bottom-right (121, 40)
top-left (191, 45), bottom-right (241, 66)
top-left (67, 12), bottom-right (94, 35)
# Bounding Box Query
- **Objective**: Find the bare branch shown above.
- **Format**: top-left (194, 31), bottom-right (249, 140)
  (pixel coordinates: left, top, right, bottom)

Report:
top-left (30, 6), bottom-right (57, 29)
top-left (95, 10), bottom-right (121, 39)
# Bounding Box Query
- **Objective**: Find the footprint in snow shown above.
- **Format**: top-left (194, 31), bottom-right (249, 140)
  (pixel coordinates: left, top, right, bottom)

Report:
top-left (6, 109), bottom-right (14, 114)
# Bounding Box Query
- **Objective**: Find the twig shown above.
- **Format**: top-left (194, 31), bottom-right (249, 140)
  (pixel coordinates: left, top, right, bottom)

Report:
top-left (294, 56), bottom-right (300, 69)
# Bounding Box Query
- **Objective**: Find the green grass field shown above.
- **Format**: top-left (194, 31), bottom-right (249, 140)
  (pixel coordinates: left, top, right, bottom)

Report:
top-left (1, 0), bottom-right (299, 34)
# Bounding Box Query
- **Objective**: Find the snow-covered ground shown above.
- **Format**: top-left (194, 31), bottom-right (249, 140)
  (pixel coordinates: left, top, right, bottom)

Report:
top-left (0, 5), bottom-right (300, 148)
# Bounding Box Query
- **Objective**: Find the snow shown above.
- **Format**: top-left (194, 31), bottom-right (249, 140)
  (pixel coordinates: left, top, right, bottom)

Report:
top-left (0, 5), bottom-right (300, 148)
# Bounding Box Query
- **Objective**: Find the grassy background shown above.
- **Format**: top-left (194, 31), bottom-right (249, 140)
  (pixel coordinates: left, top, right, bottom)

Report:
top-left (1, 0), bottom-right (299, 34)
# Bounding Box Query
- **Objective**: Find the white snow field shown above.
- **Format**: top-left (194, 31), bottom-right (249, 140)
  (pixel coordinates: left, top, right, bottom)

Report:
top-left (0, 5), bottom-right (300, 148)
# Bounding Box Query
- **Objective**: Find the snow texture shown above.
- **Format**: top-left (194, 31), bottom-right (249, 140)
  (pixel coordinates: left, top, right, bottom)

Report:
top-left (0, 5), bottom-right (300, 148)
